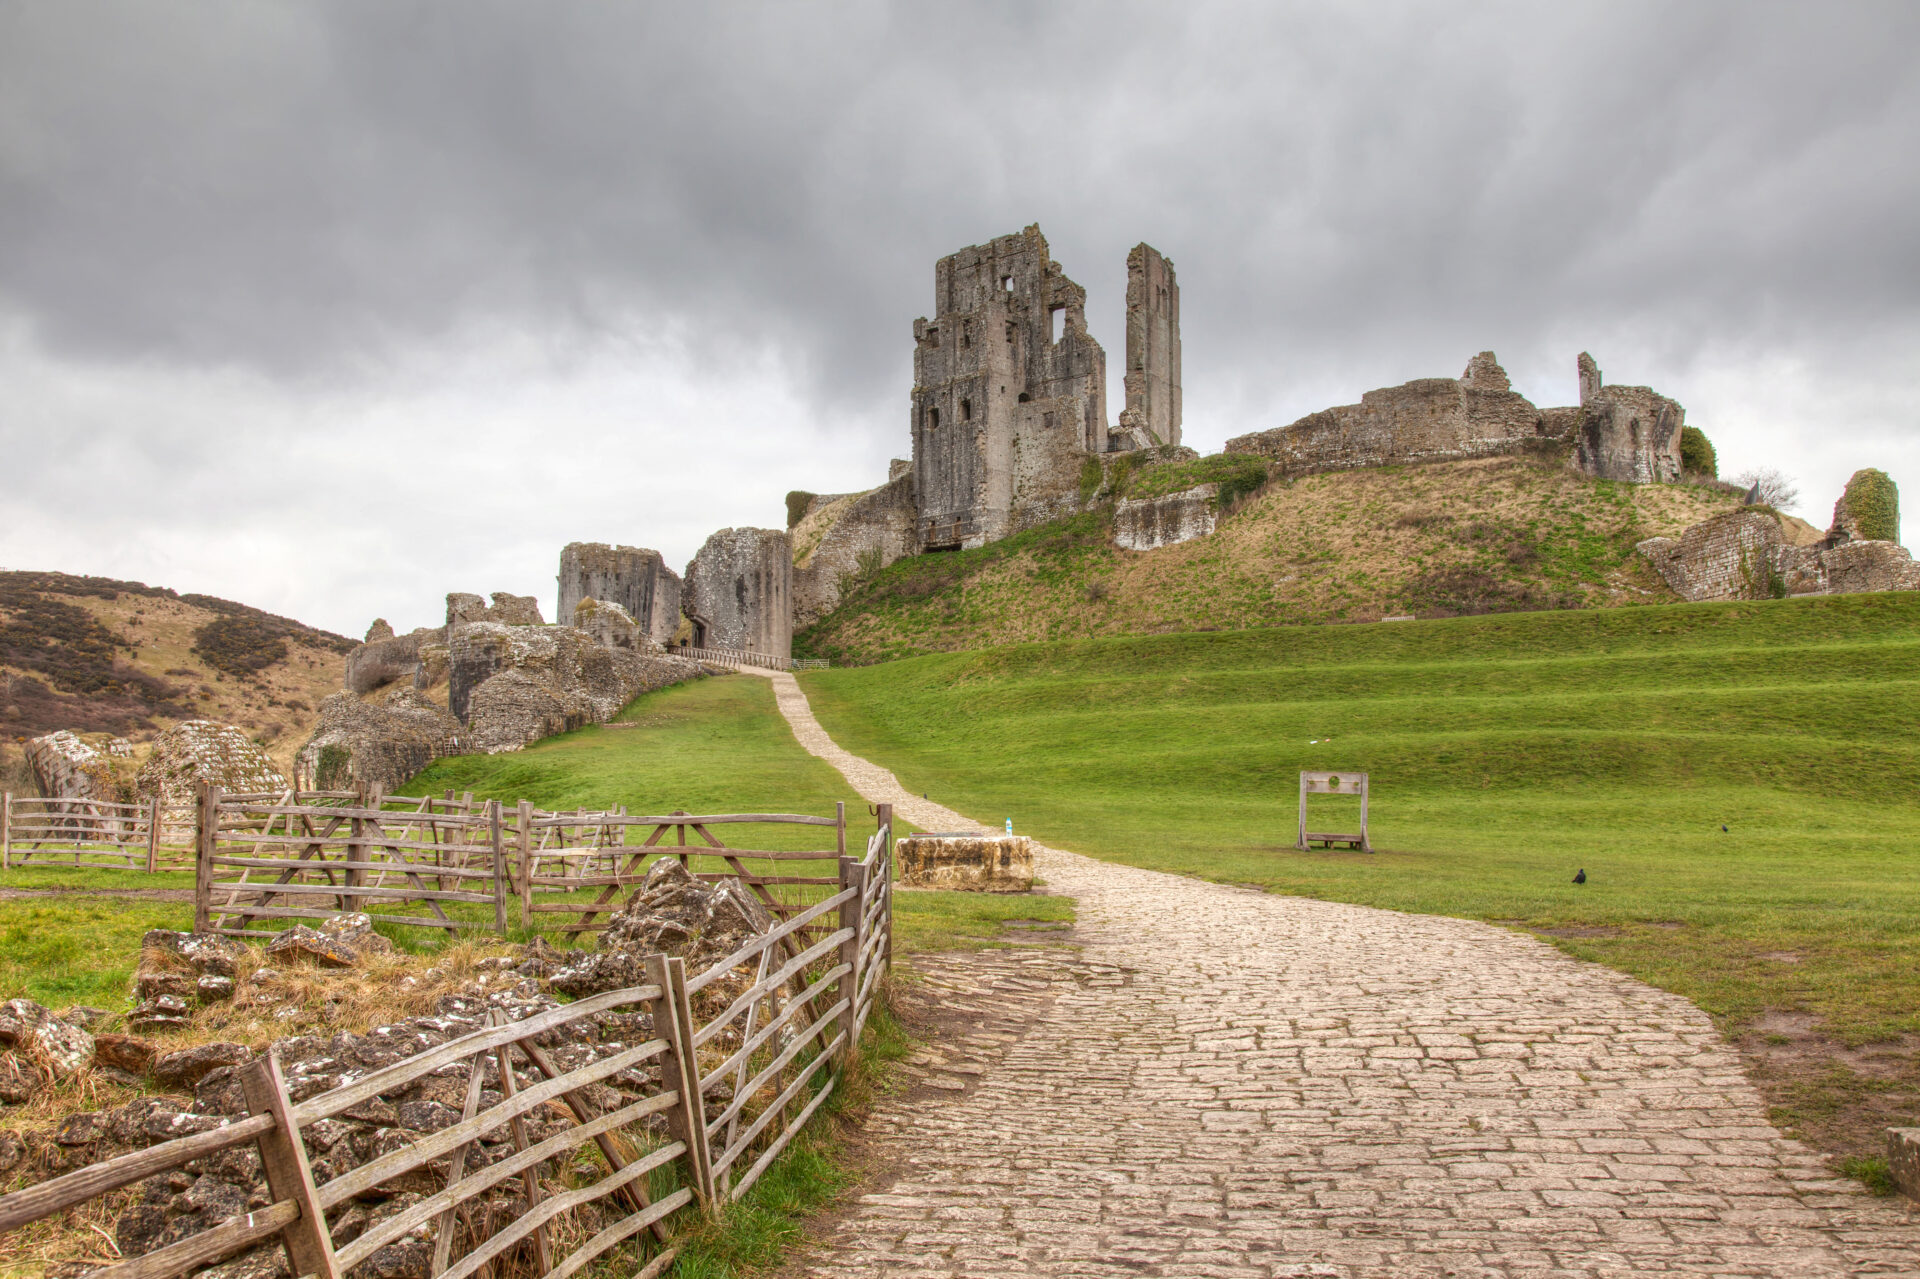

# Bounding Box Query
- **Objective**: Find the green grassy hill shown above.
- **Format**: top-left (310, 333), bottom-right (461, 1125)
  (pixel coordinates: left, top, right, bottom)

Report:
top-left (799, 592), bottom-right (1920, 1171)
top-left (797, 452), bottom-right (1757, 665)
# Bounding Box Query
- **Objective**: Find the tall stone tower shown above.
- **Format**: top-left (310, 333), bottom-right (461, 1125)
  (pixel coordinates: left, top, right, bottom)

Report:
top-left (910, 224), bottom-right (1109, 550)
top-left (1120, 244), bottom-right (1181, 448)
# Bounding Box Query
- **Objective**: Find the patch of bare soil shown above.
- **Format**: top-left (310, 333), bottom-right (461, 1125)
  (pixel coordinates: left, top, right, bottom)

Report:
top-left (1736, 1010), bottom-right (1920, 1164)
top-left (0, 887), bottom-right (195, 901)
top-left (1531, 925), bottom-right (1627, 939)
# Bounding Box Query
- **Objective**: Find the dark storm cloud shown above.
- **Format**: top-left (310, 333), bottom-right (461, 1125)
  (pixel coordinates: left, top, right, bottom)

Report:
top-left (1, 1), bottom-right (1917, 630)
top-left (7, 2), bottom-right (1914, 401)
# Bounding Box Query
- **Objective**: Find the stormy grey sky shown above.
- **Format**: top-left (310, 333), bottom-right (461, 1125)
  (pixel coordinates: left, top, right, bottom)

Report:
top-left (2, 1), bottom-right (1916, 636)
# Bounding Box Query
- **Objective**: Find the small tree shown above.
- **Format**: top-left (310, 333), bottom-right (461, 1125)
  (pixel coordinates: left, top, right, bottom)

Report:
top-left (1679, 426), bottom-right (1717, 478)
top-left (785, 491), bottom-right (816, 529)
top-left (1731, 467), bottom-right (1800, 512)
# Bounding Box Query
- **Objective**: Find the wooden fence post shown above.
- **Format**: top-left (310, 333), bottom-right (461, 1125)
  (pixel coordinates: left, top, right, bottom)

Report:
top-left (836, 855), bottom-right (866, 1062)
top-left (194, 783), bottom-right (219, 934)
top-left (489, 801), bottom-right (507, 935)
top-left (144, 795), bottom-right (161, 874)
top-left (345, 785), bottom-right (368, 916)
top-left (517, 799), bottom-right (535, 927)
top-left (238, 1052), bottom-right (339, 1279)
top-left (2, 792), bottom-right (10, 871)
top-left (646, 953), bottom-right (716, 1206)
top-left (877, 803), bottom-right (893, 978)
top-left (835, 801), bottom-right (845, 858)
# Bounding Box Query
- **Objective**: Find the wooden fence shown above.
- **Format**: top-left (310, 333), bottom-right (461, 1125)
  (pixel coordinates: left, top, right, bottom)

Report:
top-left (195, 787), bottom-right (510, 938)
top-left (667, 644), bottom-right (817, 673)
top-left (0, 808), bottom-right (894, 1278)
top-left (1, 794), bottom-right (195, 871)
top-left (517, 804), bottom-right (849, 940)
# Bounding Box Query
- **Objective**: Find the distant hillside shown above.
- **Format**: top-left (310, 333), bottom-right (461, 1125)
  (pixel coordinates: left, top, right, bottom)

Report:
top-left (0, 571), bottom-right (354, 773)
top-left (795, 452), bottom-right (1752, 665)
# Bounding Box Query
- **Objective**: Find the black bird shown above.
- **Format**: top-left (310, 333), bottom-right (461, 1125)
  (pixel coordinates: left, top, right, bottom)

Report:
top-left (1572, 868), bottom-right (1587, 884)
top-left (1721, 824), bottom-right (1728, 833)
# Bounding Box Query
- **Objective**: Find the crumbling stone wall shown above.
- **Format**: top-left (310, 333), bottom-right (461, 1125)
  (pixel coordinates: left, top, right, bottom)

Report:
top-left (297, 689), bottom-right (465, 791)
top-left (1637, 512), bottom-right (1784, 602)
top-left (1113, 484), bottom-right (1219, 551)
top-left (1120, 243), bottom-right (1182, 449)
top-left (135, 721), bottom-right (287, 804)
top-left (1223, 352), bottom-right (1542, 474)
top-left (571, 598), bottom-right (654, 652)
top-left (447, 620), bottom-right (704, 754)
top-left (1639, 475), bottom-right (1920, 601)
top-left (1223, 350), bottom-right (1686, 487)
top-left (556, 543), bottom-right (682, 647)
top-left (24, 731), bottom-right (122, 802)
top-left (683, 527), bottom-right (792, 658)
top-left (791, 473), bottom-right (919, 629)
top-left (1776, 540), bottom-right (1920, 596)
top-left (444, 591), bottom-right (544, 639)
top-left (343, 626), bottom-right (438, 695)
top-left (1572, 352), bottom-right (1684, 483)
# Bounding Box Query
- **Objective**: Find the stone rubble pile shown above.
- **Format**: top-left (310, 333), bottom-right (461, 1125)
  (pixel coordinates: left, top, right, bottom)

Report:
top-left (304, 587), bottom-right (707, 785)
top-left (3, 883), bottom-right (793, 1277)
top-left (135, 721), bottom-right (288, 807)
top-left (552, 857), bottom-right (782, 1011)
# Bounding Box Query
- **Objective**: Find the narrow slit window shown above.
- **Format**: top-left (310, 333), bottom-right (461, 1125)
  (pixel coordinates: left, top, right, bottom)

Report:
top-left (927, 407), bottom-right (940, 430)
top-left (1002, 275), bottom-right (1014, 292)
top-left (1051, 306), bottom-right (1066, 343)
top-left (960, 398), bottom-right (972, 421)
top-left (961, 320), bottom-right (972, 348)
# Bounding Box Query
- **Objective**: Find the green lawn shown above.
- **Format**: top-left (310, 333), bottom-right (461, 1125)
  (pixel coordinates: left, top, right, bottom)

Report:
top-left (0, 674), bottom-right (1071, 1012)
top-left (799, 592), bottom-right (1920, 1163)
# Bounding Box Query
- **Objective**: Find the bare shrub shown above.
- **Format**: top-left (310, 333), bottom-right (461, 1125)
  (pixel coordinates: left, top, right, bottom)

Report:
top-left (1731, 467), bottom-right (1801, 513)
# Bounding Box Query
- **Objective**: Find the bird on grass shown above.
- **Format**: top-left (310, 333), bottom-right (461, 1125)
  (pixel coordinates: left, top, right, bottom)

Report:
top-left (1721, 824), bottom-right (1729, 833)
top-left (1572, 868), bottom-right (1587, 884)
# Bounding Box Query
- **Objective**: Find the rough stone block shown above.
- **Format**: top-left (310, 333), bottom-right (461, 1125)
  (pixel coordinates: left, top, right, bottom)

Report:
top-left (1113, 484), bottom-right (1218, 551)
top-left (24, 731), bottom-right (122, 802)
top-left (897, 834), bottom-right (1035, 893)
top-left (297, 688), bottom-right (463, 792)
top-left (136, 721), bottom-right (287, 805)
top-left (558, 543), bottom-right (683, 646)
top-left (683, 527), bottom-right (793, 657)
top-left (1890, 1127), bottom-right (1920, 1203)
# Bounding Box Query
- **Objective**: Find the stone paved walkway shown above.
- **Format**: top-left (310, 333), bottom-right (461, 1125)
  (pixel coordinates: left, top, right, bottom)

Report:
top-left (750, 670), bottom-right (1920, 1277)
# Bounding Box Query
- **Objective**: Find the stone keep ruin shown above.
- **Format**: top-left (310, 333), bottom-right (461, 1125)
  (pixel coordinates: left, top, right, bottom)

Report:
top-left (912, 225), bottom-right (1182, 551)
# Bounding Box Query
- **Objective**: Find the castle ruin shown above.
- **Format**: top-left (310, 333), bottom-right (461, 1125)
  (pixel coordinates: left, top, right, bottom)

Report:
top-left (911, 225), bottom-right (1181, 551)
top-left (557, 543), bottom-right (683, 648)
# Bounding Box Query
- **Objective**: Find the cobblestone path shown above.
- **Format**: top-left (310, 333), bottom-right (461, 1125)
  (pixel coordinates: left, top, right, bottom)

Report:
top-left (752, 670), bottom-right (1920, 1277)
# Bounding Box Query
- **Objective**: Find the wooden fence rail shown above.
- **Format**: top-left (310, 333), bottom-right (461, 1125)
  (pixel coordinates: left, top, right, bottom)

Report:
top-left (1, 793), bottom-right (196, 871)
top-left (517, 804), bottom-right (849, 941)
top-left (0, 802), bottom-right (895, 1278)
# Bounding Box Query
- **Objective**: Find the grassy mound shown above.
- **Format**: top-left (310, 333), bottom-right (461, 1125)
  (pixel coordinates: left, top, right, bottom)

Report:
top-left (799, 591), bottom-right (1920, 1165)
top-left (796, 453), bottom-right (1745, 665)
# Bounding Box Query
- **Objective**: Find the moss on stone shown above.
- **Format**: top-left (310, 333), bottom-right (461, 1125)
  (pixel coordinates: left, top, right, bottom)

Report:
top-left (1839, 469), bottom-right (1899, 542)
